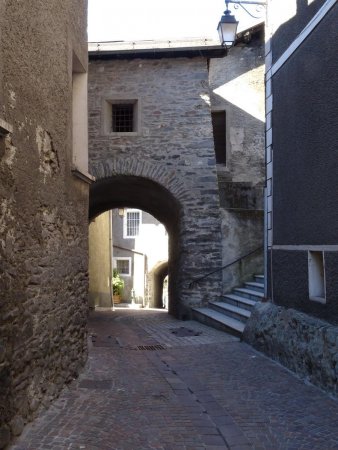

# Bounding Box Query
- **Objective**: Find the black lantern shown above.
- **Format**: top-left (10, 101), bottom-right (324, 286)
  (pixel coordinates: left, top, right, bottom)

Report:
top-left (217, 6), bottom-right (239, 48)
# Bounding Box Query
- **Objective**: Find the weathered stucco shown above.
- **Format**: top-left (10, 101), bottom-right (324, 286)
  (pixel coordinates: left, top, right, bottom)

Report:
top-left (265, 1), bottom-right (338, 322)
top-left (0, 2), bottom-right (89, 447)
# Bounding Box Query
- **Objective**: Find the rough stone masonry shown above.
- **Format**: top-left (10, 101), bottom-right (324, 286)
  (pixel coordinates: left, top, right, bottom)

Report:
top-left (244, 302), bottom-right (338, 397)
top-left (0, 1), bottom-right (89, 447)
top-left (88, 45), bottom-right (224, 317)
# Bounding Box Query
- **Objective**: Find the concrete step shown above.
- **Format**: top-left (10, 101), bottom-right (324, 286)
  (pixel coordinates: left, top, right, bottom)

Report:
top-left (222, 293), bottom-right (257, 311)
top-left (209, 301), bottom-right (251, 323)
top-left (233, 287), bottom-right (264, 301)
top-left (254, 274), bottom-right (264, 283)
top-left (244, 281), bottom-right (264, 293)
top-left (192, 307), bottom-right (244, 337)
top-left (191, 274), bottom-right (265, 338)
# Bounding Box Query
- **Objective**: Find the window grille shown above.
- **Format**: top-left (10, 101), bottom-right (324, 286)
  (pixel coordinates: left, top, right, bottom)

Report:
top-left (112, 104), bottom-right (134, 132)
top-left (126, 210), bottom-right (140, 237)
top-left (115, 259), bottom-right (131, 275)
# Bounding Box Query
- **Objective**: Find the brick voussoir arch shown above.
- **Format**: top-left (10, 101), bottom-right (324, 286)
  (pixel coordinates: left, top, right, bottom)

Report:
top-left (90, 158), bottom-right (190, 208)
top-left (89, 158), bottom-right (194, 318)
top-left (89, 157), bottom-right (223, 319)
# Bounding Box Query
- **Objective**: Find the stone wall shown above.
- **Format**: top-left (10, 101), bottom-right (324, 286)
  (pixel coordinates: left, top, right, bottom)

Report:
top-left (244, 302), bottom-right (338, 396)
top-left (88, 52), bottom-right (223, 317)
top-left (0, 2), bottom-right (89, 447)
top-left (209, 32), bottom-right (265, 289)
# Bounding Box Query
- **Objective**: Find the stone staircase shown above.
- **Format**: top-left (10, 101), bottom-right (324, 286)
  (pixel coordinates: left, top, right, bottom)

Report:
top-left (192, 275), bottom-right (264, 337)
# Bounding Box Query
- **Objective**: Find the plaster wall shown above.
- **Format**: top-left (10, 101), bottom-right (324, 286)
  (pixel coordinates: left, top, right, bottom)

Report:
top-left (209, 36), bottom-right (265, 289)
top-left (0, 1), bottom-right (89, 446)
top-left (272, 6), bottom-right (338, 246)
top-left (89, 55), bottom-right (223, 316)
top-left (89, 212), bottom-right (111, 308)
top-left (268, 2), bottom-right (338, 322)
top-left (268, 0), bottom-right (327, 63)
top-left (248, 0), bottom-right (338, 394)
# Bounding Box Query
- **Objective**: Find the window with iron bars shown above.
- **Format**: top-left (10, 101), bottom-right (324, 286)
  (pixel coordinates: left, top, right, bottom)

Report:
top-left (124, 209), bottom-right (141, 238)
top-left (112, 103), bottom-right (134, 132)
top-left (114, 258), bottom-right (131, 276)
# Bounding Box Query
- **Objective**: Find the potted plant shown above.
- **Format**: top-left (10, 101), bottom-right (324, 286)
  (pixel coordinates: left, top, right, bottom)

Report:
top-left (112, 269), bottom-right (124, 304)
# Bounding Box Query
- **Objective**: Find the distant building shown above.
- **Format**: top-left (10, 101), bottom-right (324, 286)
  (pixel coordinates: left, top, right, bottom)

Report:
top-left (112, 208), bottom-right (168, 307)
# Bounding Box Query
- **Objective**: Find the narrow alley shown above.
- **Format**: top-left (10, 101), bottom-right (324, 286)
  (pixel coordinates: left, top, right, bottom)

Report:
top-left (10, 309), bottom-right (338, 450)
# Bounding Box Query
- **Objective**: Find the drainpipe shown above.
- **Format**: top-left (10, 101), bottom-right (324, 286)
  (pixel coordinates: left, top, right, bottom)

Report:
top-left (263, 186), bottom-right (268, 299)
top-left (109, 210), bottom-right (114, 311)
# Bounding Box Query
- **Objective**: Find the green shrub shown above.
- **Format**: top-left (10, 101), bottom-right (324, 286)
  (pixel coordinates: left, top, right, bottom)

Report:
top-left (112, 269), bottom-right (124, 296)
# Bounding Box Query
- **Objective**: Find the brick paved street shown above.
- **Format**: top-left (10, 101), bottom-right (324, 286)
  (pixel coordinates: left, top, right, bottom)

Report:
top-left (11, 309), bottom-right (338, 450)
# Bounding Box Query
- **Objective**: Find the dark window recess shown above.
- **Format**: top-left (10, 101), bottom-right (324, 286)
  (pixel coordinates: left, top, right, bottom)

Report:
top-left (116, 259), bottom-right (130, 275)
top-left (211, 111), bottom-right (226, 164)
top-left (112, 104), bottom-right (134, 132)
top-left (0, 136), bottom-right (5, 158)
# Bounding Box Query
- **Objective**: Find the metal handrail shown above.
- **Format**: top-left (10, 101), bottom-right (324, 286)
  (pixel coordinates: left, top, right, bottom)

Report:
top-left (188, 245), bottom-right (263, 289)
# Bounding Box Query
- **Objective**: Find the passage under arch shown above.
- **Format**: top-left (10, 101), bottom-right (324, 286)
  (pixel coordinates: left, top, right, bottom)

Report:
top-left (89, 175), bottom-right (182, 316)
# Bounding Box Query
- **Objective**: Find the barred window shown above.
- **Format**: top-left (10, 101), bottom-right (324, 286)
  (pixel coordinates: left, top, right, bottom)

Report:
top-left (114, 258), bottom-right (131, 276)
top-left (124, 209), bottom-right (141, 238)
top-left (103, 99), bottom-right (139, 135)
top-left (112, 104), bottom-right (134, 132)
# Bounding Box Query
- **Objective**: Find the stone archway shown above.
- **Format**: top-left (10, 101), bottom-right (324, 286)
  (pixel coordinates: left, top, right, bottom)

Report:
top-left (89, 158), bottom-right (223, 319)
top-left (90, 174), bottom-right (182, 316)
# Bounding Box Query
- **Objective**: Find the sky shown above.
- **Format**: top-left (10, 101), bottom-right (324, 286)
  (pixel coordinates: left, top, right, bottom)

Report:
top-left (88, 0), bottom-right (261, 43)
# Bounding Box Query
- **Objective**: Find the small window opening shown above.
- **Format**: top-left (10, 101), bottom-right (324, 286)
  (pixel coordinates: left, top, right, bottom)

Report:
top-left (114, 258), bottom-right (131, 276)
top-left (112, 104), bottom-right (134, 132)
top-left (308, 251), bottom-right (326, 303)
top-left (123, 209), bottom-right (141, 238)
top-left (211, 110), bottom-right (226, 165)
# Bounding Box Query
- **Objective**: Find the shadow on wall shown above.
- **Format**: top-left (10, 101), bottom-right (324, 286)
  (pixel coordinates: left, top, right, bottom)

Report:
top-left (270, 0), bottom-right (327, 63)
top-left (210, 38), bottom-right (265, 290)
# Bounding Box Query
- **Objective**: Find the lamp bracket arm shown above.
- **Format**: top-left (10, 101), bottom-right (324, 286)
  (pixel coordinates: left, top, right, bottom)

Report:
top-left (238, 2), bottom-right (265, 18)
top-left (226, 0), bottom-right (266, 19)
top-left (227, 0), bottom-right (267, 5)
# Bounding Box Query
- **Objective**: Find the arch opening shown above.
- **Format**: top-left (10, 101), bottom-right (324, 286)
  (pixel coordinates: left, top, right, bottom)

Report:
top-left (149, 261), bottom-right (169, 309)
top-left (89, 175), bottom-right (182, 317)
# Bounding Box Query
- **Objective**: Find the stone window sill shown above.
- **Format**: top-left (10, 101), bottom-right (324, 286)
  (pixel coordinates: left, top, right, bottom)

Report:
top-left (71, 166), bottom-right (96, 184)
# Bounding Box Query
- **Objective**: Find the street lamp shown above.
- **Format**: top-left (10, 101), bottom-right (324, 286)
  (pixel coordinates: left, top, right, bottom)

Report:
top-left (118, 208), bottom-right (125, 218)
top-left (217, 5), bottom-right (239, 48)
top-left (217, 0), bottom-right (266, 48)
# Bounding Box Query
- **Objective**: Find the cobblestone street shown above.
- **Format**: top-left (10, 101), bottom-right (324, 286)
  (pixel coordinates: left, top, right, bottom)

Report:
top-left (11, 309), bottom-right (338, 450)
